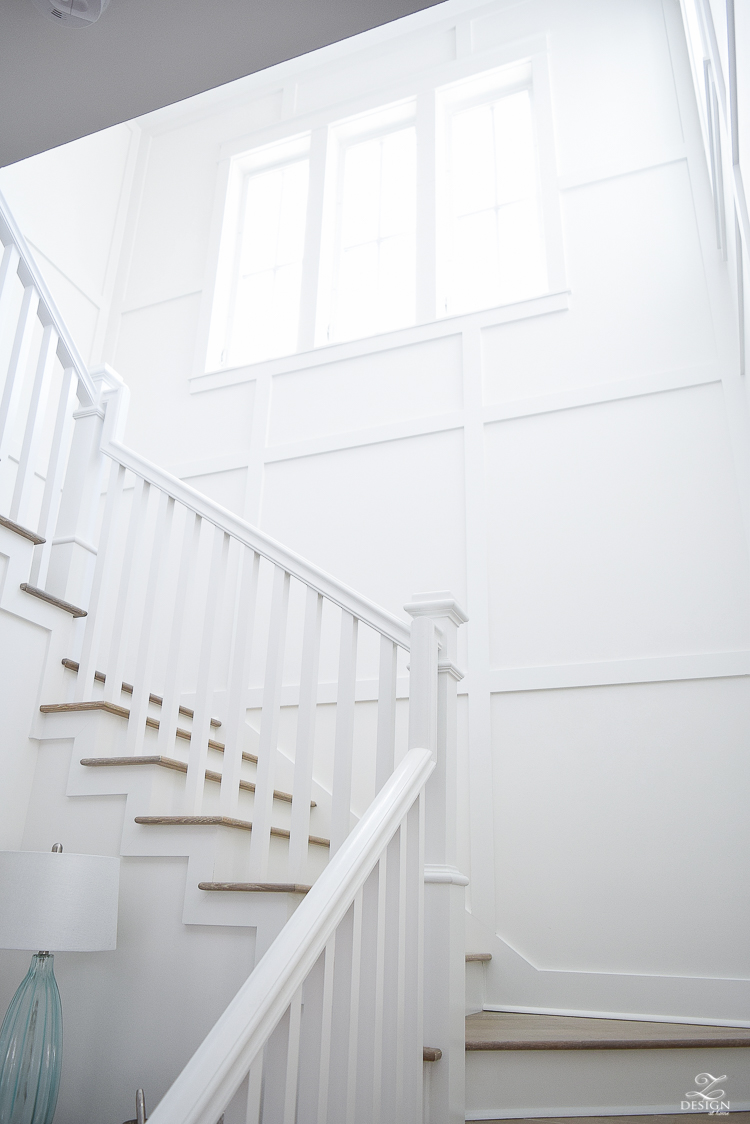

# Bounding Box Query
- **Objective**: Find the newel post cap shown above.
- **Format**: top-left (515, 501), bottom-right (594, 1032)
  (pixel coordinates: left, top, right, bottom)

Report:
top-left (403, 590), bottom-right (468, 627)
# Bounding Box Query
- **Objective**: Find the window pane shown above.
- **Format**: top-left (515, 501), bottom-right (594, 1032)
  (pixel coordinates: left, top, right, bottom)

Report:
top-left (445, 88), bottom-right (545, 315)
top-left (230, 158), bottom-right (309, 364)
top-left (334, 126), bottom-right (417, 341)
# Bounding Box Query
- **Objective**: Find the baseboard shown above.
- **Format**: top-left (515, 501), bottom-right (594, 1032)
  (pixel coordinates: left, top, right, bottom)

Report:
top-left (482, 1003), bottom-right (750, 1029)
top-left (465, 913), bottom-right (750, 1026)
top-left (466, 1103), bottom-right (750, 1119)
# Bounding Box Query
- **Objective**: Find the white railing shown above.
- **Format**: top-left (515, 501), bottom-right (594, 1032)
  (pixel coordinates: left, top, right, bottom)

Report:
top-left (148, 747), bottom-right (433, 1124)
top-left (0, 190), bottom-right (99, 588)
top-left (0, 188), bottom-right (469, 1123)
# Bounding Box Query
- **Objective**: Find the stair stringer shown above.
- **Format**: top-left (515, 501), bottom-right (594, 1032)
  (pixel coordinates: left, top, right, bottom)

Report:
top-left (465, 909), bottom-right (750, 1028)
top-left (29, 706), bottom-right (332, 957)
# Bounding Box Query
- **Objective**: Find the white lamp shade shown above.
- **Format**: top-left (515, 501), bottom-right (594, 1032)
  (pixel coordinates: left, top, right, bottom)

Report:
top-left (0, 851), bottom-right (119, 951)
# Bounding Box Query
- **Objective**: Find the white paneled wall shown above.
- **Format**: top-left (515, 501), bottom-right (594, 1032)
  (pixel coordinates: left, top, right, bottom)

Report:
top-left (5, 0), bottom-right (750, 1019)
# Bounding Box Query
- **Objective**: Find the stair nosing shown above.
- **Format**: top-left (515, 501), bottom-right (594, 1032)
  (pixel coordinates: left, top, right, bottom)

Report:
top-left (21, 583), bottom-right (86, 617)
top-left (0, 514), bottom-right (45, 545)
top-left (134, 815), bottom-right (330, 847)
top-left (198, 881), bottom-right (311, 894)
top-left (80, 756), bottom-right (315, 805)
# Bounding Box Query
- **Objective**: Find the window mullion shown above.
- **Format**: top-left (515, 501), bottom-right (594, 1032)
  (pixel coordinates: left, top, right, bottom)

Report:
top-left (298, 127), bottom-right (328, 353)
top-left (416, 90), bottom-right (437, 324)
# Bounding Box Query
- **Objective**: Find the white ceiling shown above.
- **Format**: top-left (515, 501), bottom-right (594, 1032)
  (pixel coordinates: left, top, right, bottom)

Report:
top-left (0, 0), bottom-right (441, 167)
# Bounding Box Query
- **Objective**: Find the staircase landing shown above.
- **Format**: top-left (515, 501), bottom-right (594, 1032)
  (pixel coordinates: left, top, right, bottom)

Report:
top-left (466, 1011), bottom-right (750, 1050)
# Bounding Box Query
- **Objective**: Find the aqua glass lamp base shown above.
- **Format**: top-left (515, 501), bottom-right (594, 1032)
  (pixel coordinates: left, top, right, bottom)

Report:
top-left (0, 953), bottom-right (62, 1124)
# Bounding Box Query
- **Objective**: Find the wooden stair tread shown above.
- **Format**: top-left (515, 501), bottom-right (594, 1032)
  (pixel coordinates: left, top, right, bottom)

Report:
top-left (422, 1046), bottom-right (442, 1062)
top-left (465, 1011), bottom-right (750, 1051)
top-left (134, 815), bottom-right (330, 848)
top-left (41, 703), bottom-right (225, 750)
top-left (0, 514), bottom-right (45, 545)
top-left (199, 882), bottom-right (311, 894)
top-left (80, 756), bottom-right (315, 804)
top-left (21, 583), bottom-right (86, 617)
top-left (466, 952), bottom-right (492, 962)
top-left (61, 659), bottom-right (221, 726)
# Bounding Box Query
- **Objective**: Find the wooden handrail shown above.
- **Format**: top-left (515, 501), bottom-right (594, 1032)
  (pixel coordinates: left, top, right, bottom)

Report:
top-left (0, 188), bottom-right (97, 408)
top-left (146, 748), bottom-right (433, 1124)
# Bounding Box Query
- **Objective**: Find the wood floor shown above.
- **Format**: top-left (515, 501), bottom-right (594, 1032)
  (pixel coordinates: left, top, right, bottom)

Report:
top-left (478, 1117), bottom-right (750, 1124)
top-left (465, 1011), bottom-right (750, 1051)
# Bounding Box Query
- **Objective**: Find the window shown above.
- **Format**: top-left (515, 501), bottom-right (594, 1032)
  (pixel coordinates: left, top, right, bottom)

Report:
top-left (329, 119), bottom-right (417, 342)
top-left (206, 59), bottom-right (560, 371)
top-left (440, 74), bottom-right (547, 315)
top-left (227, 159), bottom-right (309, 364)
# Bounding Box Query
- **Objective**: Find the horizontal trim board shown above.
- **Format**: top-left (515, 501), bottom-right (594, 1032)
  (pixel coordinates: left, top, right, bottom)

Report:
top-left (482, 367), bottom-right (721, 428)
top-left (557, 150), bottom-right (687, 192)
top-left (190, 291), bottom-right (570, 394)
top-left (264, 412), bottom-right (465, 463)
top-left (489, 651), bottom-right (750, 693)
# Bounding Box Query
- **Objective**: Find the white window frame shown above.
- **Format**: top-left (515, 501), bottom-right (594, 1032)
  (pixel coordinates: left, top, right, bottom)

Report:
top-left (203, 132), bottom-right (311, 372)
top-left (194, 36), bottom-right (566, 378)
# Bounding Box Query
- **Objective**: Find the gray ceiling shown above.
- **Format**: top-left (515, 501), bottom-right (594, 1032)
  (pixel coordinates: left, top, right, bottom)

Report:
top-left (0, 0), bottom-right (442, 167)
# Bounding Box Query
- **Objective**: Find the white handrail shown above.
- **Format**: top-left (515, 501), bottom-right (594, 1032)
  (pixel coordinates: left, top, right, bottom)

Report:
top-left (147, 747), bottom-right (434, 1124)
top-left (99, 392), bottom-right (411, 649)
top-left (0, 188), bottom-right (97, 408)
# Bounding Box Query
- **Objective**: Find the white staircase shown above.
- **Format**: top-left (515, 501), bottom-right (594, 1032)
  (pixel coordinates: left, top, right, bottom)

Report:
top-left (0, 187), bottom-right (468, 1124)
top-left (3, 186), bottom-right (750, 1124)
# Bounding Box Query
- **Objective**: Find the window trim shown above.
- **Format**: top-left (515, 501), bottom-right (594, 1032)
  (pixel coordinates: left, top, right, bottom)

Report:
top-left (194, 38), bottom-right (566, 378)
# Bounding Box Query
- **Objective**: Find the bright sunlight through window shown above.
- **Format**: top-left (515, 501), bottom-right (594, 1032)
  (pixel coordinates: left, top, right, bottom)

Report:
top-left (228, 159), bottom-right (309, 364)
top-left (445, 89), bottom-right (546, 315)
top-left (332, 127), bottom-right (417, 342)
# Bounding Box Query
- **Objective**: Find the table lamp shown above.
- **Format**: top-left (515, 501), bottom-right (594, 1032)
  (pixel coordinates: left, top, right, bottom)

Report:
top-left (0, 845), bottom-right (120, 1124)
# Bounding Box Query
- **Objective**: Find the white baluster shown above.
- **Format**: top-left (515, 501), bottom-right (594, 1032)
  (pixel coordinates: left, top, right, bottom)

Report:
top-left (244, 1052), bottom-right (263, 1124)
top-left (0, 244), bottom-right (20, 337)
top-left (9, 322), bottom-right (57, 526)
top-left (185, 526), bottom-right (230, 814)
top-left (402, 794), bottom-right (425, 1124)
top-left (375, 636), bottom-right (398, 794)
top-left (103, 476), bottom-right (150, 705)
top-left (288, 586), bottom-right (323, 882)
top-left (316, 934), bottom-right (336, 1124)
top-left (395, 819), bottom-right (408, 1123)
top-left (330, 610), bottom-right (358, 854)
top-left (29, 365), bottom-right (74, 587)
top-left (282, 985), bottom-right (303, 1124)
top-left (248, 564), bottom-right (290, 878)
top-left (157, 509), bottom-right (201, 758)
top-left (0, 285), bottom-right (39, 463)
top-left (345, 887), bottom-right (364, 1124)
top-left (126, 491), bottom-right (175, 756)
top-left (75, 460), bottom-right (126, 701)
top-left (371, 856), bottom-right (387, 1124)
top-left (404, 593), bottom-right (468, 1124)
top-left (220, 547), bottom-right (260, 819)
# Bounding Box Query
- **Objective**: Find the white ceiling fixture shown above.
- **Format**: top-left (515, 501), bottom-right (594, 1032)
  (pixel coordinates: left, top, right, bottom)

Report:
top-left (30, 0), bottom-right (110, 28)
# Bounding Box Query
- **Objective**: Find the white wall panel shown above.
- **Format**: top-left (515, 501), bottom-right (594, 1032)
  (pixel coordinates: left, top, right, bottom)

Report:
top-left (485, 381), bottom-right (750, 667)
top-left (0, 124), bottom-right (132, 297)
top-left (547, 0), bottom-right (684, 182)
top-left (294, 25), bottom-right (455, 115)
top-left (268, 335), bottom-right (462, 444)
top-left (483, 161), bottom-right (716, 403)
top-left (117, 296), bottom-right (255, 466)
top-left (124, 93), bottom-right (284, 310)
top-left (182, 466), bottom-right (248, 516)
top-left (261, 429), bottom-right (467, 617)
top-left (491, 675), bottom-right (750, 978)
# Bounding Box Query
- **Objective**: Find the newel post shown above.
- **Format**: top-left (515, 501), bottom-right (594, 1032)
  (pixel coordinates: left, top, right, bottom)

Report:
top-left (405, 590), bottom-right (468, 1124)
top-left (45, 365), bottom-right (129, 607)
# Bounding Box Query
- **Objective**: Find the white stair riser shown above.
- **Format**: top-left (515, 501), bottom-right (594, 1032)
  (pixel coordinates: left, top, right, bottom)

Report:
top-left (466, 1045), bottom-right (750, 1119)
top-left (466, 960), bottom-right (486, 1014)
